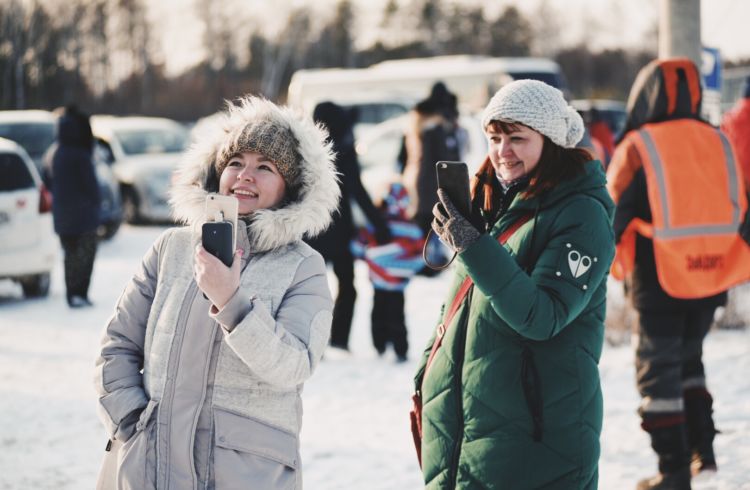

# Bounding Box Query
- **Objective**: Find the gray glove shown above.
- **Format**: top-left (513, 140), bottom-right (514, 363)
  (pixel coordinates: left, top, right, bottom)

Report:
top-left (431, 188), bottom-right (481, 253)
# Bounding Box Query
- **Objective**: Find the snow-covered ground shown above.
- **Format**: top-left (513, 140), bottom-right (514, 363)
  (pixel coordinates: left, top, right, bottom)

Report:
top-left (0, 224), bottom-right (748, 489)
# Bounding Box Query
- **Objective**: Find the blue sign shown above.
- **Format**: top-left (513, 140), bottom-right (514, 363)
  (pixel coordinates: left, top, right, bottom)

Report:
top-left (701, 46), bottom-right (722, 91)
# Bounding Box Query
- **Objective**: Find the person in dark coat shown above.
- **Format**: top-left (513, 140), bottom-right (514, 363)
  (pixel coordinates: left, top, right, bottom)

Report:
top-left (309, 101), bottom-right (391, 351)
top-left (50, 105), bottom-right (101, 308)
top-left (402, 82), bottom-right (464, 234)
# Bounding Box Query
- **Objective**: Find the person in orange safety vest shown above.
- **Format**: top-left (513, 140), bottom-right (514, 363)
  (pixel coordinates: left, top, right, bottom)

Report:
top-left (607, 58), bottom-right (750, 490)
top-left (721, 75), bottom-right (750, 187)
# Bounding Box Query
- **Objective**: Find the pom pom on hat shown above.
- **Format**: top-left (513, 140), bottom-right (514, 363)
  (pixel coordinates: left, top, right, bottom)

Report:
top-left (481, 79), bottom-right (584, 148)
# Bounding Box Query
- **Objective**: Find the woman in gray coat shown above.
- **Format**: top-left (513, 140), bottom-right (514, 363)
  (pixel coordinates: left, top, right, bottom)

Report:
top-left (94, 96), bottom-right (340, 489)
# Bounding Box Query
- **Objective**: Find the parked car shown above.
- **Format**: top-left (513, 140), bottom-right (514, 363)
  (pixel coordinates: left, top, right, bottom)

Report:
top-left (0, 137), bottom-right (56, 297)
top-left (91, 115), bottom-right (189, 223)
top-left (0, 110), bottom-right (123, 240)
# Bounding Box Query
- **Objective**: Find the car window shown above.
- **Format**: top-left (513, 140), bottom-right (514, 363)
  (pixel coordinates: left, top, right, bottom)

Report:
top-left (357, 128), bottom-right (403, 171)
top-left (604, 110), bottom-right (627, 137)
top-left (114, 128), bottom-right (188, 156)
top-left (348, 103), bottom-right (408, 125)
top-left (95, 138), bottom-right (115, 164)
top-left (0, 122), bottom-right (55, 160)
top-left (0, 152), bottom-right (34, 191)
top-left (509, 71), bottom-right (562, 89)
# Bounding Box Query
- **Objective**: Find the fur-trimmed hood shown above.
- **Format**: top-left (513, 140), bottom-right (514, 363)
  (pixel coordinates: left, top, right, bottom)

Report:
top-left (170, 96), bottom-right (340, 253)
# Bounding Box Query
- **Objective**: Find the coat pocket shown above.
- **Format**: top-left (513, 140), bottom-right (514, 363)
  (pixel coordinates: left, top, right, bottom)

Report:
top-left (213, 407), bottom-right (299, 490)
top-left (117, 399), bottom-right (159, 490)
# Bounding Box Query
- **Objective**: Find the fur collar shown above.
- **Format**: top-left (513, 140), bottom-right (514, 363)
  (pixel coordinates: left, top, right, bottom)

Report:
top-left (169, 96), bottom-right (340, 253)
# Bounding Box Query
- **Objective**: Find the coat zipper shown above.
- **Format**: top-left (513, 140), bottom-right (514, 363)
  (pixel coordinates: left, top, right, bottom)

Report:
top-left (159, 281), bottom-right (199, 489)
top-left (188, 321), bottom-right (220, 490)
top-left (449, 287), bottom-right (473, 488)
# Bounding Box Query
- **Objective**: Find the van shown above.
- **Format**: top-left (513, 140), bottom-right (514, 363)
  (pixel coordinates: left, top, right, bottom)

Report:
top-left (287, 55), bottom-right (567, 116)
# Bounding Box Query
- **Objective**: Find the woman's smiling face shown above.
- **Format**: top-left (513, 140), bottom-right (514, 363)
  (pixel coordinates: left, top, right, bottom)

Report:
top-left (219, 151), bottom-right (286, 215)
top-left (486, 122), bottom-right (544, 182)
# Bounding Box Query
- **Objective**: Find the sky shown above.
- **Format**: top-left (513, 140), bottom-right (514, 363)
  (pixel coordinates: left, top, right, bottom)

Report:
top-left (147, 0), bottom-right (749, 77)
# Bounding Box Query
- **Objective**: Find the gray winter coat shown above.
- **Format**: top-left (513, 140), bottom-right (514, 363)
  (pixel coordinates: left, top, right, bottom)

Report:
top-left (94, 97), bottom-right (341, 490)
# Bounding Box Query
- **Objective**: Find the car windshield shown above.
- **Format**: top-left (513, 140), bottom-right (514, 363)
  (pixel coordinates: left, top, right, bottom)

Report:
top-left (114, 127), bottom-right (188, 156)
top-left (0, 122), bottom-right (55, 160)
top-left (347, 103), bottom-right (408, 125)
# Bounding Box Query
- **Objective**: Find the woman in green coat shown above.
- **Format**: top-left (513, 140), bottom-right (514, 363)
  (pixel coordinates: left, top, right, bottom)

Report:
top-left (415, 80), bottom-right (616, 489)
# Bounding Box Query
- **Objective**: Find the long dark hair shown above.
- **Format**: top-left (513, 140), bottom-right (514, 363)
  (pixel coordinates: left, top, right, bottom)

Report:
top-left (472, 121), bottom-right (591, 215)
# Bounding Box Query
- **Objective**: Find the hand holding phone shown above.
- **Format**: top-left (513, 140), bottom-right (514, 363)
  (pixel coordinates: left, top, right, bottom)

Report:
top-left (435, 161), bottom-right (471, 219)
top-left (202, 221), bottom-right (234, 267)
top-left (202, 194), bottom-right (238, 267)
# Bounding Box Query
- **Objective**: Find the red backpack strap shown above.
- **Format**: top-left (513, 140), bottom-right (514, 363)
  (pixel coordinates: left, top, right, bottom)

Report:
top-left (422, 213), bottom-right (532, 379)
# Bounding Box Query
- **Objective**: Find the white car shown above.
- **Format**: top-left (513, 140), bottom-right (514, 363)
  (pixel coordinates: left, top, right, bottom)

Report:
top-left (91, 116), bottom-right (189, 223)
top-left (0, 137), bottom-right (56, 297)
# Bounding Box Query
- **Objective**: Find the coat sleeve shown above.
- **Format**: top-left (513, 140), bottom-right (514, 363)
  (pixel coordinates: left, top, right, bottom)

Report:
top-left (211, 252), bottom-right (333, 389)
top-left (458, 198), bottom-right (615, 341)
top-left (94, 230), bottom-right (169, 440)
top-left (606, 137), bottom-right (642, 205)
top-left (83, 154), bottom-right (102, 208)
top-left (340, 146), bottom-right (389, 233)
top-left (607, 139), bottom-right (647, 244)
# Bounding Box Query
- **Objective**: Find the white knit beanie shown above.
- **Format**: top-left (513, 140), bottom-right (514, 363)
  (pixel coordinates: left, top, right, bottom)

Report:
top-left (481, 79), bottom-right (584, 148)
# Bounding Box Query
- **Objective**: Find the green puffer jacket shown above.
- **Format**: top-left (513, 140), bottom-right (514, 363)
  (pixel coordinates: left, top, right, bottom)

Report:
top-left (415, 161), bottom-right (615, 489)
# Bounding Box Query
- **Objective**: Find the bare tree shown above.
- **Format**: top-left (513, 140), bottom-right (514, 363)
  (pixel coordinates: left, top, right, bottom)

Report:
top-left (111, 0), bottom-right (153, 111)
top-left (196, 0), bottom-right (237, 73)
top-left (1, 0), bottom-right (28, 108)
top-left (488, 6), bottom-right (532, 57)
top-left (442, 4), bottom-right (488, 55)
top-left (86, 0), bottom-right (112, 97)
top-left (259, 8), bottom-right (312, 100)
top-left (531, 0), bottom-right (562, 58)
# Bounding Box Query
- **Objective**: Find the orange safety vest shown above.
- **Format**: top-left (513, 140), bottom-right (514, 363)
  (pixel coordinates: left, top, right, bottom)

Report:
top-left (609, 119), bottom-right (750, 299)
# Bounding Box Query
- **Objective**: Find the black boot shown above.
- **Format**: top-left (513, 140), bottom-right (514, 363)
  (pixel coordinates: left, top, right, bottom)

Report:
top-left (636, 467), bottom-right (691, 490)
top-left (636, 423), bottom-right (692, 490)
top-left (684, 389), bottom-right (718, 476)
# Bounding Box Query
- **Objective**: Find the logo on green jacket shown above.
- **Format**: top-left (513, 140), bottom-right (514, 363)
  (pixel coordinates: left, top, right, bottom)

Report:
top-left (556, 243), bottom-right (598, 290)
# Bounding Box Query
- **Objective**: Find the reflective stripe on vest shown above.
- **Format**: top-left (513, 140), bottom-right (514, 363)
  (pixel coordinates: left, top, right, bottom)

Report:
top-left (638, 128), bottom-right (743, 238)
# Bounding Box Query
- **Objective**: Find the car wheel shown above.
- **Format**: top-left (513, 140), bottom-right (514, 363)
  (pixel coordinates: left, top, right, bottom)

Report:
top-left (20, 273), bottom-right (51, 298)
top-left (121, 187), bottom-right (141, 224)
top-left (98, 219), bottom-right (122, 241)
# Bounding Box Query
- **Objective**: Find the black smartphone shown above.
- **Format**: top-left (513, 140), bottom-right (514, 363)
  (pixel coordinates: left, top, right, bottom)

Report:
top-left (436, 161), bottom-right (471, 219)
top-left (202, 221), bottom-right (234, 267)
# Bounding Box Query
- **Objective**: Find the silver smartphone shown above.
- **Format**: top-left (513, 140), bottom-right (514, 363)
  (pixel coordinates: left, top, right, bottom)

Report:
top-left (205, 194), bottom-right (239, 252)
